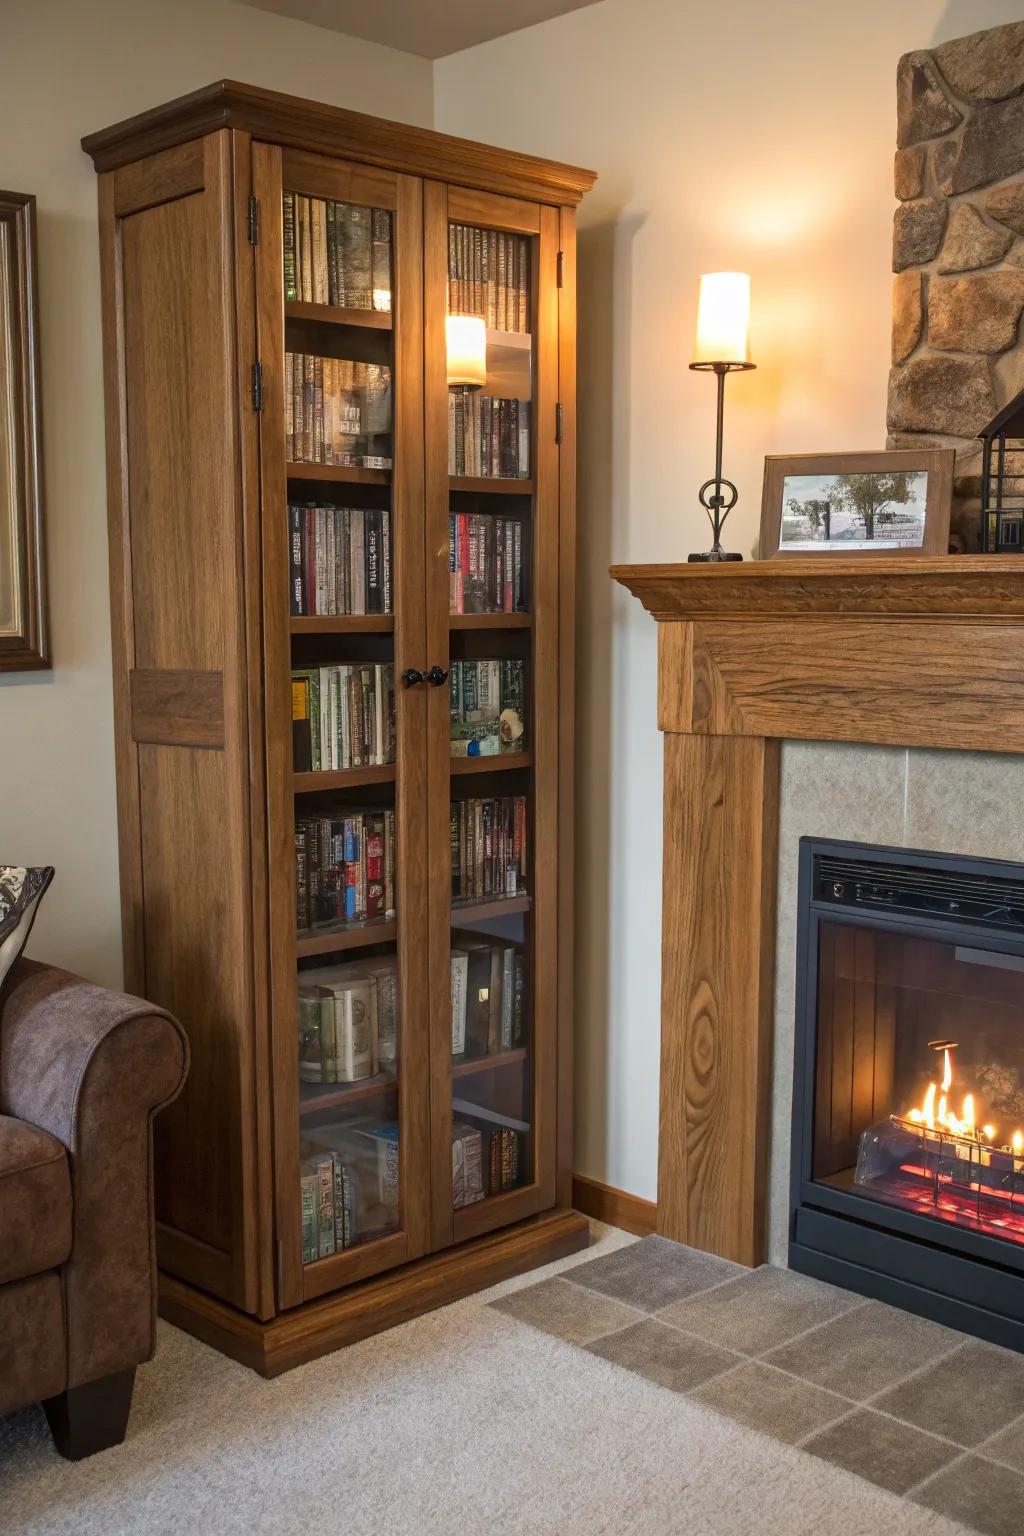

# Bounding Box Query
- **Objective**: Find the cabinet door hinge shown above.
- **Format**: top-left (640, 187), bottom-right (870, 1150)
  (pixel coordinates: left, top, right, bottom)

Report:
top-left (555, 402), bottom-right (563, 444)
top-left (248, 194), bottom-right (260, 245)
top-left (556, 249), bottom-right (564, 288)
top-left (251, 361), bottom-right (264, 411)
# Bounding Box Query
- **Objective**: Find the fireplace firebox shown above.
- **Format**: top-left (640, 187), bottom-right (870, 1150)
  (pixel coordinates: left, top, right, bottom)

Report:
top-left (790, 838), bottom-right (1024, 1352)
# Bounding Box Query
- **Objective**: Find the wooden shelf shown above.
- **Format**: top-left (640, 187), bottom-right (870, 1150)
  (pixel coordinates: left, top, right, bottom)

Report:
top-left (450, 752), bottom-right (531, 776)
top-left (449, 612), bottom-right (530, 630)
top-left (299, 1073), bottom-right (398, 1116)
top-left (451, 1048), bottom-right (528, 1080)
top-left (290, 615), bottom-right (394, 635)
top-left (285, 300), bottom-right (392, 330)
top-left (286, 463), bottom-right (390, 485)
top-left (293, 763), bottom-right (396, 794)
top-left (296, 916), bottom-right (397, 958)
top-left (450, 476), bottom-right (533, 496)
top-left (452, 893), bottom-right (531, 923)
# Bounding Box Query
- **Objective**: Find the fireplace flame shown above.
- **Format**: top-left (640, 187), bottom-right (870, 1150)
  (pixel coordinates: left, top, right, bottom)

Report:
top-left (903, 1047), bottom-right (1023, 1151)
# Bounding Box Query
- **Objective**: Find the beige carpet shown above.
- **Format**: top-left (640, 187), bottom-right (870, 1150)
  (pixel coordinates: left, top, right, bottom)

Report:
top-left (0, 1225), bottom-right (971, 1536)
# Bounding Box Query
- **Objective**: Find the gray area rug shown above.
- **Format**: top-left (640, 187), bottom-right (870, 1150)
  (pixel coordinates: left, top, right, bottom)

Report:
top-left (0, 1226), bottom-right (977, 1535)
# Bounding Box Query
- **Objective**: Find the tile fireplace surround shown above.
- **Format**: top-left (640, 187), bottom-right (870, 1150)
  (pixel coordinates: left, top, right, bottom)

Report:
top-left (612, 556), bottom-right (1024, 1289)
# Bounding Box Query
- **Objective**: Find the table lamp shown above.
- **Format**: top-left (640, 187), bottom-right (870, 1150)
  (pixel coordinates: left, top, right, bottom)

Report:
top-left (688, 272), bottom-right (755, 562)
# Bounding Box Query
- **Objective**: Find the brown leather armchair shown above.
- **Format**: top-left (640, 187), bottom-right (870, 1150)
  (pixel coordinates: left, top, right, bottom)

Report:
top-left (0, 958), bottom-right (188, 1458)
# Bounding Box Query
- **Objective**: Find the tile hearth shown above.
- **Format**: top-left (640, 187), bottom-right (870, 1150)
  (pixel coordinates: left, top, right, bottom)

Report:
top-left (490, 1236), bottom-right (1024, 1536)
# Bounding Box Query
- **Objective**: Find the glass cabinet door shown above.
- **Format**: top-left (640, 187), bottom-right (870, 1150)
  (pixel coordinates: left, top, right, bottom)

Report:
top-left (253, 144), bottom-right (430, 1306)
top-left (423, 184), bottom-right (561, 1249)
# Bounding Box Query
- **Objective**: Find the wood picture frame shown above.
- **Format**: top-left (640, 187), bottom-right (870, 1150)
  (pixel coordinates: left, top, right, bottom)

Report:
top-left (760, 449), bottom-right (953, 560)
top-left (0, 191), bottom-right (48, 670)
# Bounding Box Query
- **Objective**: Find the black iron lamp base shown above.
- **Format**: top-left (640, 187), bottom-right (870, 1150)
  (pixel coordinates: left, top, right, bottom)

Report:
top-left (687, 357), bottom-right (755, 566)
top-left (687, 549), bottom-right (743, 563)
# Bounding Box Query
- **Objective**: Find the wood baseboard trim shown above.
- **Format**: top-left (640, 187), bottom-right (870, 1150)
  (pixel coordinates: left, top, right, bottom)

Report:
top-left (572, 1175), bottom-right (658, 1237)
top-left (158, 1207), bottom-right (590, 1376)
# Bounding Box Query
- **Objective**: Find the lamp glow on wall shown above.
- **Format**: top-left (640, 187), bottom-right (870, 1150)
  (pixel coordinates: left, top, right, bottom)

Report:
top-left (446, 313), bottom-right (487, 389)
top-left (688, 272), bottom-right (756, 562)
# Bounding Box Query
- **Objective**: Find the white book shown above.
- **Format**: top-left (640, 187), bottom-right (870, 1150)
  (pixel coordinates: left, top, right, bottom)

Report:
top-left (328, 668), bottom-right (339, 771)
top-left (450, 950), bottom-right (468, 1055)
top-left (318, 665), bottom-right (331, 772)
top-left (374, 664), bottom-right (384, 766)
top-left (339, 665), bottom-right (351, 770)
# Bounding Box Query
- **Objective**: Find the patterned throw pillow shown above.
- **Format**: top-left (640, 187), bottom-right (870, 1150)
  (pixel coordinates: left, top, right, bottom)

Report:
top-left (0, 866), bottom-right (54, 995)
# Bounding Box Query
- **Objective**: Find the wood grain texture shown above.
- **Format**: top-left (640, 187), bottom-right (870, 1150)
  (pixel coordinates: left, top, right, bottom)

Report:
top-left (572, 1175), bottom-right (658, 1237)
top-left (556, 208), bottom-right (577, 1210)
top-left (280, 147), bottom-right (396, 209)
top-left (613, 555), bottom-right (1024, 622)
top-left (447, 186), bottom-right (540, 234)
top-left (658, 734), bottom-right (779, 1267)
top-left (659, 618), bottom-right (1024, 752)
top-left (112, 139), bottom-right (204, 216)
top-left (129, 668), bottom-right (224, 747)
top-left (158, 1208), bottom-right (590, 1376)
top-left (82, 80), bottom-right (597, 205)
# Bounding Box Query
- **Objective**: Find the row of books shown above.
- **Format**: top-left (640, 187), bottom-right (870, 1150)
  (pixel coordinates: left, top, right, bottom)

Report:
top-left (451, 796), bottom-right (527, 903)
top-left (284, 192), bottom-right (391, 313)
top-left (448, 392), bottom-right (529, 480)
top-left (285, 353), bottom-right (392, 469)
top-left (289, 505), bottom-right (392, 617)
top-left (298, 957), bottom-right (397, 1084)
top-left (453, 1102), bottom-right (528, 1208)
top-left (451, 937), bottom-right (526, 1058)
top-left (448, 224), bottom-right (530, 335)
top-left (301, 1123), bottom-right (399, 1262)
top-left (450, 513), bottom-right (526, 615)
top-left (292, 663), bottom-right (395, 773)
top-left (296, 809), bottom-right (396, 931)
top-left (450, 658), bottom-right (526, 757)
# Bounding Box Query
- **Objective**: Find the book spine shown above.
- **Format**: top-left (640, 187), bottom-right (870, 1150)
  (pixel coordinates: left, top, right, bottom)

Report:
top-left (372, 208), bottom-right (392, 313)
top-left (283, 191), bottom-right (297, 302)
top-left (300, 1170), bottom-right (318, 1264)
top-left (289, 506), bottom-right (304, 616)
top-left (316, 1153), bottom-right (336, 1257)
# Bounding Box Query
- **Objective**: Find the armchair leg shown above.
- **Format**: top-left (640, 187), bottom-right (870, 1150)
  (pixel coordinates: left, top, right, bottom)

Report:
top-left (43, 1368), bottom-right (137, 1460)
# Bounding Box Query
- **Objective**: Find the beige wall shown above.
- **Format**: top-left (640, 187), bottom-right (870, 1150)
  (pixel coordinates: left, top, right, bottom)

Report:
top-left (434, 0), bottom-right (1024, 1202)
top-left (0, 0), bottom-right (432, 985)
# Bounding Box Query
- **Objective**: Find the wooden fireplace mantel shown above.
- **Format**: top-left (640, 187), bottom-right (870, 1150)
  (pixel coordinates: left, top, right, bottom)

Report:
top-left (611, 556), bottom-right (1024, 1267)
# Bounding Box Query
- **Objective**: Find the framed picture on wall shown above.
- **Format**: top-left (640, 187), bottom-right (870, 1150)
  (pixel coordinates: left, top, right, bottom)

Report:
top-left (759, 449), bottom-right (954, 559)
top-left (0, 190), bottom-right (48, 670)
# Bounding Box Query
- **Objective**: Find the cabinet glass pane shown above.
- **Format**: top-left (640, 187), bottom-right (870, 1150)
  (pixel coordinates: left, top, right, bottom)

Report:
top-left (281, 181), bottom-right (405, 1268)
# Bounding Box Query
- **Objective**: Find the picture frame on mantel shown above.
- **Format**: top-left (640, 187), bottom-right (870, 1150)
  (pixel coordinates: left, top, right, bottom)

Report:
top-left (759, 449), bottom-right (954, 559)
top-left (0, 190), bottom-right (48, 671)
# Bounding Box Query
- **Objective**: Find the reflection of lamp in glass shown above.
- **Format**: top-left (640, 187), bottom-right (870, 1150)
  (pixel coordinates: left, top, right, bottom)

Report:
top-left (446, 314), bottom-right (487, 389)
top-left (688, 272), bottom-right (756, 563)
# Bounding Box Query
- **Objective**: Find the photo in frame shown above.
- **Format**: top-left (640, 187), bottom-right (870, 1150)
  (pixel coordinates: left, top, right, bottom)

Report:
top-left (0, 190), bottom-right (47, 670)
top-left (759, 450), bottom-right (954, 559)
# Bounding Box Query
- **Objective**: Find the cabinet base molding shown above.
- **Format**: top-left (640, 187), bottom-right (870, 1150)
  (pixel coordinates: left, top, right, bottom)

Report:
top-left (572, 1176), bottom-right (658, 1238)
top-left (158, 1208), bottom-right (590, 1376)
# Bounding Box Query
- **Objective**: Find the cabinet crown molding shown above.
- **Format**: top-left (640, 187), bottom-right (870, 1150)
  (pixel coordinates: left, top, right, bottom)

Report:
top-left (81, 79), bottom-right (598, 205)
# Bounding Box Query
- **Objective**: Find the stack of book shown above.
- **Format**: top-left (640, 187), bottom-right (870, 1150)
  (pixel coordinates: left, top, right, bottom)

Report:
top-left (452, 1102), bottom-right (528, 1208)
top-left (290, 505), bottom-right (392, 616)
top-left (286, 353), bottom-right (392, 469)
top-left (298, 956), bottom-right (397, 1084)
top-left (301, 1120), bottom-right (399, 1261)
top-left (295, 808), bottom-right (396, 931)
top-left (449, 659), bottom-right (525, 757)
top-left (448, 393), bottom-right (528, 479)
top-left (450, 795), bottom-right (527, 902)
top-left (450, 936), bottom-right (526, 1057)
top-left (284, 191), bottom-right (391, 312)
top-left (292, 662), bottom-right (395, 772)
top-left (449, 512), bottom-right (525, 615)
top-left (448, 224), bottom-right (529, 333)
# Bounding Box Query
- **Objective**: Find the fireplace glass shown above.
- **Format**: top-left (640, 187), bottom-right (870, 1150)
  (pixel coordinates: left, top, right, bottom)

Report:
top-left (812, 920), bottom-right (1024, 1249)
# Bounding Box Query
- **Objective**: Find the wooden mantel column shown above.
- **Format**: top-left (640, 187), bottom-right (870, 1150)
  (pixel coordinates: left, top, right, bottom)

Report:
top-left (613, 556), bottom-right (1024, 1269)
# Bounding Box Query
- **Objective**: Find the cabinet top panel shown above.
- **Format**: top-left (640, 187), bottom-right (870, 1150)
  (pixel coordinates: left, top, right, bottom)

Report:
top-left (81, 79), bottom-right (597, 206)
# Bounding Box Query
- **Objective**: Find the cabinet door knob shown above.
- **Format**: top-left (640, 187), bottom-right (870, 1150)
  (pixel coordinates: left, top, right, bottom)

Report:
top-left (425, 665), bottom-right (449, 687)
top-left (402, 668), bottom-right (424, 687)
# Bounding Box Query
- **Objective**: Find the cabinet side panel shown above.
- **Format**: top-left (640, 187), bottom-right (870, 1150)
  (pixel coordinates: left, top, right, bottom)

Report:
top-left (116, 135), bottom-right (256, 1310)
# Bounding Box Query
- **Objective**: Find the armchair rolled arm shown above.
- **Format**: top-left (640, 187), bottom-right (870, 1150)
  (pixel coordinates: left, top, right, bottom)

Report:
top-left (0, 959), bottom-right (188, 1387)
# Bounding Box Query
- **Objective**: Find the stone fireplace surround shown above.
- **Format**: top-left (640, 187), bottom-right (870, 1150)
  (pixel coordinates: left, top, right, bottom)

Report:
top-left (613, 555), bottom-right (1024, 1273)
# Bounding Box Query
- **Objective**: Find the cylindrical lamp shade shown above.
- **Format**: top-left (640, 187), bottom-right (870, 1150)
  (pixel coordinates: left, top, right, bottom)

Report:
top-left (692, 272), bottom-right (751, 366)
top-left (446, 314), bottom-right (487, 388)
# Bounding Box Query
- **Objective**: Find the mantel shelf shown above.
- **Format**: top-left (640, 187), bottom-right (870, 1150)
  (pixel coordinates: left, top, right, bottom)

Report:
top-left (612, 556), bottom-right (1024, 624)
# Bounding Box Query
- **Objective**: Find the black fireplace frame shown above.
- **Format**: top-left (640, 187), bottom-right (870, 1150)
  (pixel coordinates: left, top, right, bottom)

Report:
top-left (789, 836), bottom-right (1024, 1354)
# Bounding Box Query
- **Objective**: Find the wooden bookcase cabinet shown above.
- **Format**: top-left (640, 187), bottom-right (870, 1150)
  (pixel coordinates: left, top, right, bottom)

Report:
top-left (83, 83), bottom-right (594, 1375)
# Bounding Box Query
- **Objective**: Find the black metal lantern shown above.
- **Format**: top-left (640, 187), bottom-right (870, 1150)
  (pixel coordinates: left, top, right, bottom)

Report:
top-left (980, 390), bottom-right (1024, 552)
